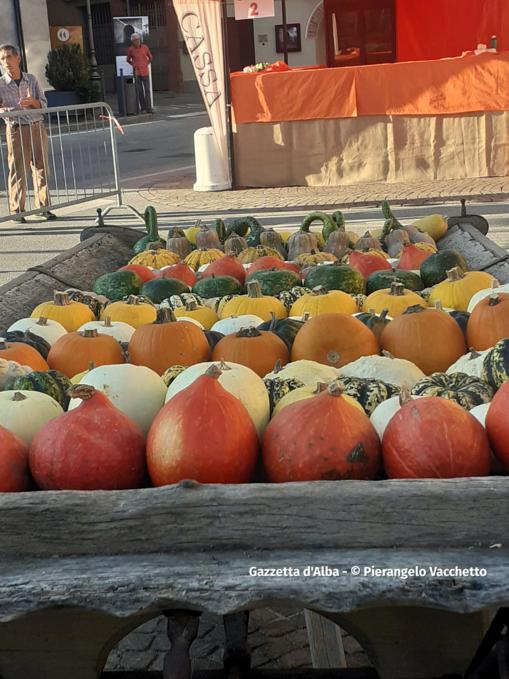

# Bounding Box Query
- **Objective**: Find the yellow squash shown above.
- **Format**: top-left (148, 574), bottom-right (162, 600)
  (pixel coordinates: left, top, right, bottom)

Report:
top-left (31, 291), bottom-right (95, 331)
top-left (428, 267), bottom-right (498, 312)
top-left (362, 282), bottom-right (426, 317)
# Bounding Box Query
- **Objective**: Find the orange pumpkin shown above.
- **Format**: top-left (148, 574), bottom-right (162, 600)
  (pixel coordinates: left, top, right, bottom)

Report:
top-left (212, 327), bottom-right (289, 377)
top-left (397, 243), bottom-right (435, 270)
top-left (129, 308), bottom-right (210, 375)
top-left (291, 313), bottom-right (379, 368)
top-left (466, 293), bottom-right (509, 351)
top-left (47, 329), bottom-right (125, 377)
top-left (0, 338), bottom-right (49, 371)
top-left (380, 305), bottom-right (466, 375)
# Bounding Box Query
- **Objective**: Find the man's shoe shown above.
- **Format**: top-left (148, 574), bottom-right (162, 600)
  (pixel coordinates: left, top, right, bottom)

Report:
top-left (40, 211), bottom-right (57, 221)
top-left (13, 215), bottom-right (26, 224)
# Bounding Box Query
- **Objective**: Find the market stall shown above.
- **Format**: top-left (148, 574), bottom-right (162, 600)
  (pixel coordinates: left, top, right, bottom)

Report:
top-left (231, 52), bottom-right (509, 187)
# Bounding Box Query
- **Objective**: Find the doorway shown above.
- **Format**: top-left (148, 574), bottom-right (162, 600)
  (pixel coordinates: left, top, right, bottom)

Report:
top-left (227, 18), bottom-right (255, 72)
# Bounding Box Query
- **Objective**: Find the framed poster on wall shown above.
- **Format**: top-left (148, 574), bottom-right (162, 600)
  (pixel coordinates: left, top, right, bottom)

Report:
top-left (275, 23), bottom-right (302, 52)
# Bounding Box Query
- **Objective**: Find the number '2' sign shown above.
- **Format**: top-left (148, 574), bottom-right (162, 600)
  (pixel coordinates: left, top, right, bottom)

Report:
top-left (234, 0), bottom-right (275, 20)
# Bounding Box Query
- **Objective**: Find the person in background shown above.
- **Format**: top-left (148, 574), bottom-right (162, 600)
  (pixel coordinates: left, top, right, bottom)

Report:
top-left (126, 33), bottom-right (154, 114)
top-left (0, 43), bottom-right (56, 223)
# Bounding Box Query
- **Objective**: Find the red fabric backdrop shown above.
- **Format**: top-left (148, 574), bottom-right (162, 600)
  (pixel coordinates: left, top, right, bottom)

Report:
top-left (396, 0), bottom-right (509, 62)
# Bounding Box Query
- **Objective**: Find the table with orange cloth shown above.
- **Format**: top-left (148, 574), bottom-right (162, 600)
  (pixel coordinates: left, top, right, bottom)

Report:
top-left (230, 53), bottom-right (509, 187)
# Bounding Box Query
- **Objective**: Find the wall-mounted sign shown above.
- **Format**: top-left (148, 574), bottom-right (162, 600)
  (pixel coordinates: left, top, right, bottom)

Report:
top-left (50, 26), bottom-right (84, 50)
top-left (234, 0), bottom-right (275, 20)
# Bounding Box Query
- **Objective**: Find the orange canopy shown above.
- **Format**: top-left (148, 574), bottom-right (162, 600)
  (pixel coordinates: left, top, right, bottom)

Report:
top-left (231, 52), bottom-right (509, 125)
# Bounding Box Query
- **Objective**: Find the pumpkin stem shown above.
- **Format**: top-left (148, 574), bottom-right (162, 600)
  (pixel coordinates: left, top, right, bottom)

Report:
top-left (488, 294), bottom-right (500, 306)
top-left (0, 338), bottom-right (8, 349)
top-left (247, 280), bottom-right (263, 298)
top-left (379, 308), bottom-right (390, 321)
top-left (273, 359), bottom-right (283, 373)
top-left (156, 307), bottom-right (177, 323)
top-left (314, 382), bottom-right (329, 393)
top-left (467, 348), bottom-right (481, 359)
top-left (327, 380), bottom-right (344, 397)
top-left (146, 241), bottom-right (165, 251)
top-left (37, 317), bottom-right (49, 326)
top-left (81, 329), bottom-right (99, 338)
top-left (67, 384), bottom-right (97, 401)
top-left (268, 311), bottom-right (277, 331)
top-left (126, 295), bottom-right (142, 305)
top-left (404, 305), bottom-right (426, 315)
top-left (103, 317), bottom-right (112, 327)
top-left (217, 360), bottom-right (232, 371)
top-left (205, 364), bottom-right (222, 380)
top-left (185, 301), bottom-right (199, 311)
top-left (236, 327), bottom-right (262, 338)
top-left (12, 391), bottom-right (27, 402)
top-left (446, 267), bottom-right (464, 282)
top-left (312, 285), bottom-right (328, 296)
top-left (399, 386), bottom-right (412, 406)
top-left (390, 282), bottom-right (405, 296)
top-left (53, 291), bottom-right (71, 306)
top-left (381, 350), bottom-right (395, 359)
top-left (434, 300), bottom-right (444, 311)
top-left (303, 313), bottom-right (310, 321)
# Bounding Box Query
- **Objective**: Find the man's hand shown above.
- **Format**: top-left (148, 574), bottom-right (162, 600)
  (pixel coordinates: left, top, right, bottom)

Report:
top-left (19, 88), bottom-right (40, 109)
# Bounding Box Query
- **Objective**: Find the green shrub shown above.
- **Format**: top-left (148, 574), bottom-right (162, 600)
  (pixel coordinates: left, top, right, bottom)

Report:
top-left (45, 45), bottom-right (89, 93)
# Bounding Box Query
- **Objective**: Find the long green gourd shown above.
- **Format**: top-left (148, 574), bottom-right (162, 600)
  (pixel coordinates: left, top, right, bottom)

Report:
top-left (133, 206), bottom-right (166, 253)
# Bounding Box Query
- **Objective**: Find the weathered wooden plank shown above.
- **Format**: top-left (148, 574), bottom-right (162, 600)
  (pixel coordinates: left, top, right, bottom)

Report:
top-left (0, 479), bottom-right (506, 558)
top-left (101, 671), bottom-right (381, 678)
top-left (437, 223), bottom-right (509, 280)
top-left (304, 610), bottom-right (346, 668)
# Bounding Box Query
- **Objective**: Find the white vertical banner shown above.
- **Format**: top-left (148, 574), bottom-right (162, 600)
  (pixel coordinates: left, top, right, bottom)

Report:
top-left (174, 0), bottom-right (232, 188)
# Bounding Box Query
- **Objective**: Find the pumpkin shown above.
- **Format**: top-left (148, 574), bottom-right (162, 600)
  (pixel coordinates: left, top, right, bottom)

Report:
top-left (370, 390), bottom-right (415, 439)
top-left (237, 246), bottom-right (284, 264)
top-left (212, 315), bottom-right (264, 335)
top-left (278, 286), bottom-right (314, 312)
top-left (226, 216), bottom-right (263, 245)
top-left (140, 278), bottom-right (190, 303)
top-left (354, 231), bottom-right (382, 252)
top-left (339, 353), bottom-right (425, 389)
top-left (195, 224), bottom-right (222, 250)
top-left (64, 289), bottom-right (108, 318)
top-left (129, 245), bottom-right (180, 269)
top-left (380, 305), bottom-right (467, 375)
top-left (165, 360), bottom-right (270, 438)
top-left (100, 295), bottom-right (156, 329)
top-left (7, 317), bottom-right (67, 347)
top-left (264, 359), bottom-right (339, 386)
top-left (384, 228), bottom-right (410, 258)
top-left (0, 390), bottom-right (63, 445)
top-left (224, 232), bottom-right (248, 257)
top-left (481, 339), bottom-right (509, 389)
top-left (470, 403), bottom-right (490, 427)
top-left (0, 359), bottom-right (32, 391)
top-left (133, 205), bottom-right (165, 253)
top-left (0, 425), bottom-right (30, 492)
top-left (3, 330), bottom-right (51, 361)
top-left (47, 328), bottom-right (125, 378)
top-left (120, 264), bottom-right (157, 284)
top-left (448, 309), bottom-right (471, 335)
top-left (446, 349), bottom-right (490, 378)
top-left (324, 229), bottom-right (350, 259)
top-left (93, 270), bottom-right (141, 301)
top-left (159, 292), bottom-right (205, 310)
top-left (31, 291), bottom-right (95, 332)
top-left (30, 385), bottom-right (146, 490)
top-left (158, 263), bottom-right (197, 287)
top-left (247, 256), bottom-right (298, 276)
top-left (334, 375), bottom-right (400, 415)
top-left (257, 314), bottom-right (305, 351)
top-left (273, 382), bottom-right (364, 417)
top-left (304, 264), bottom-right (365, 295)
top-left (260, 229), bottom-right (287, 259)
top-left (291, 313), bottom-right (379, 368)
top-left (428, 267), bottom-right (498, 312)
top-left (69, 364), bottom-right (166, 435)
top-left (485, 382), bottom-right (509, 470)
top-left (294, 251), bottom-right (337, 266)
top-left (212, 327), bottom-right (289, 377)
top-left (349, 251), bottom-right (392, 279)
top-left (184, 247), bottom-right (225, 271)
top-left (330, 210), bottom-right (359, 247)
top-left (78, 317), bottom-right (135, 343)
top-left (246, 269), bottom-right (301, 296)
top-left (362, 282), bottom-right (426, 317)
top-left (466, 293), bottom-right (509, 351)
top-left (287, 229), bottom-right (318, 261)
top-left (262, 381), bottom-right (381, 482)
top-left (289, 288), bottom-right (356, 317)
top-left (166, 228), bottom-right (194, 258)
top-left (173, 301), bottom-right (218, 330)
top-left (301, 211), bottom-right (337, 241)
top-left (193, 275), bottom-right (244, 299)
top-left (129, 308), bottom-right (210, 375)
top-left (366, 269), bottom-right (424, 294)
top-left (353, 309), bottom-right (391, 341)
top-left (467, 282), bottom-right (509, 313)
top-left (411, 372), bottom-right (493, 410)
top-left (419, 250), bottom-right (468, 288)
top-left (12, 369), bottom-right (72, 409)
top-left (220, 280), bottom-right (287, 322)
top-left (0, 338), bottom-right (48, 371)
top-left (201, 255), bottom-right (246, 284)
top-left (184, 224), bottom-right (201, 245)
top-left (397, 243), bottom-right (435, 270)
top-left (382, 396), bottom-right (491, 478)
top-left (412, 214), bottom-right (448, 241)
top-left (148, 365), bottom-right (259, 485)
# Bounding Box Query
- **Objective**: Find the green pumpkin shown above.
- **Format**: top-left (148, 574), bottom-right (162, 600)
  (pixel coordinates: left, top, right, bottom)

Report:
top-left (257, 313), bottom-right (305, 351)
top-left (366, 269), bottom-right (424, 295)
top-left (161, 365), bottom-right (187, 387)
top-left (192, 275), bottom-right (243, 299)
top-left (411, 372), bottom-right (493, 409)
top-left (4, 330), bottom-right (51, 360)
top-left (65, 289), bottom-right (107, 317)
top-left (204, 330), bottom-right (225, 350)
top-left (482, 339), bottom-right (509, 389)
top-left (162, 293), bottom-right (205, 310)
top-left (354, 309), bottom-right (391, 341)
top-left (278, 286), bottom-right (314, 312)
top-left (141, 278), bottom-right (191, 304)
top-left (247, 269), bottom-right (301, 296)
top-left (448, 310), bottom-right (470, 336)
top-left (301, 211), bottom-right (337, 242)
top-left (12, 370), bottom-right (72, 409)
top-left (304, 264), bottom-right (365, 295)
top-left (226, 216), bottom-right (264, 245)
top-left (93, 270), bottom-right (141, 301)
top-left (133, 206), bottom-right (166, 253)
top-left (335, 376), bottom-right (400, 415)
top-left (420, 250), bottom-right (468, 288)
top-left (264, 375), bottom-right (305, 413)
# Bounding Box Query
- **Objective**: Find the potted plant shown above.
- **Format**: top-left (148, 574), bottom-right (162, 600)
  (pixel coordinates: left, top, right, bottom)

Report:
top-left (45, 44), bottom-right (92, 106)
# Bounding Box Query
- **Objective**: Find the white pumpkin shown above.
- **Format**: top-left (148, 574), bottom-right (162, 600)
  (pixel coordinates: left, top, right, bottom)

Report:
top-left (0, 359), bottom-right (32, 391)
top-left (339, 353), bottom-right (425, 388)
top-left (69, 364), bottom-right (166, 434)
top-left (166, 361), bottom-right (269, 438)
top-left (264, 360), bottom-right (338, 386)
top-left (78, 318), bottom-right (135, 343)
top-left (176, 316), bottom-right (205, 329)
top-left (212, 315), bottom-right (263, 335)
top-left (470, 402), bottom-right (490, 427)
top-left (0, 390), bottom-right (63, 444)
top-left (370, 393), bottom-right (423, 440)
top-left (446, 349), bottom-right (490, 378)
top-left (8, 316), bottom-right (67, 346)
top-left (467, 282), bottom-right (509, 312)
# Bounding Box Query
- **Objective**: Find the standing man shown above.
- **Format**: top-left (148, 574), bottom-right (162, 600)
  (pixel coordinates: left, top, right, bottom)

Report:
top-left (126, 33), bottom-right (154, 114)
top-left (0, 44), bottom-right (56, 223)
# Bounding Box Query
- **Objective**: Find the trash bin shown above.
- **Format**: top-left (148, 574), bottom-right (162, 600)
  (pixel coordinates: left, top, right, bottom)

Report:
top-left (193, 127), bottom-right (232, 192)
top-left (125, 76), bottom-right (138, 115)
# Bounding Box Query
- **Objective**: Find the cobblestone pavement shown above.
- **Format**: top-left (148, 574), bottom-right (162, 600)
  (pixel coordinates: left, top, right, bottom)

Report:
top-left (105, 606), bottom-right (370, 672)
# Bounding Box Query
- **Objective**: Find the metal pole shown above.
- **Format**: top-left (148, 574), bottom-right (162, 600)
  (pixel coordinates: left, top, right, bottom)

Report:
top-left (281, 0), bottom-right (289, 65)
top-left (12, 0), bottom-right (28, 72)
top-left (85, 0), bottom-right (103, 95)
top-left (221, 0), bottom-right (235, 189)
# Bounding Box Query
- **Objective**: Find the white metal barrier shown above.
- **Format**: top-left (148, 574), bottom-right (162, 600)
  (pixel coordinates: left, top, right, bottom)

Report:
top-left (0, 102), bottom-right (142, 224)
